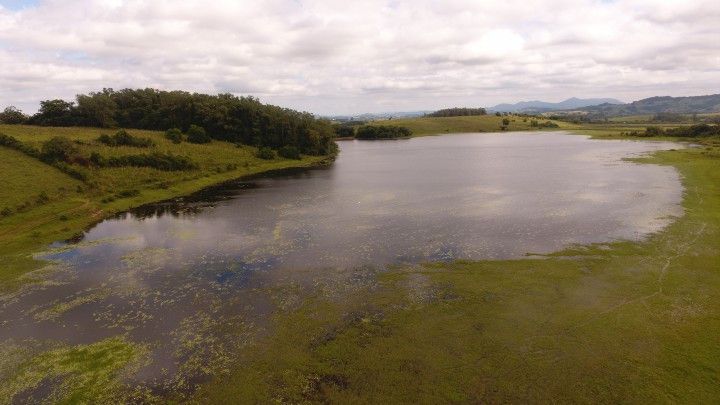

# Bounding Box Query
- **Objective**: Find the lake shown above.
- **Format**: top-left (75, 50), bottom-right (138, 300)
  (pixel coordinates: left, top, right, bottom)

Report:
top-left (0, 132), bottom-right (684, 393)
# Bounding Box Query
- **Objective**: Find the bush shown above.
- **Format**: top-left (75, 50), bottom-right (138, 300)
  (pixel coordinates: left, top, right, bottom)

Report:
top-left (278, 145), bottom-right (301, 159)
top-left (502, 118), bottom-right (510, 126)
top-left (186, 124), bottom-right (211, 144)
top-left (355, 125), bottom-right (412, 139)
top-left (41, 136), bottom-right (78, 162)
top-left (164, 128), bottom-right (183, 143)
top-left (0, 133), bottom-right (40, 158)
top-left (256, 147), bottom-right (276, 160)
top-left (538, 121), bottom-right (559, 128)
top-left (52, 161), bottom-right (88, 181)
top-left (105, 152), bottom-right (197, 171)
top-left (89, 152), bottom-right (106, 166)
top-left (97, 130), bottom-right (153, 147)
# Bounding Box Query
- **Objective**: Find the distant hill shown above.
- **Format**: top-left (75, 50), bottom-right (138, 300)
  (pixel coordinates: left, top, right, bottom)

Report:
top-left (327, 111), bottom-right (432, 121)
top-left (489, 97), bottom-right (623, 113)
top-left (575, 94), bottom-right (720, 116)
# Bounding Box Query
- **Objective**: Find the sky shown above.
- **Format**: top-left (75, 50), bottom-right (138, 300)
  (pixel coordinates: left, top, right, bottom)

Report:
top-left (0, 0), bottom-right (719, 115)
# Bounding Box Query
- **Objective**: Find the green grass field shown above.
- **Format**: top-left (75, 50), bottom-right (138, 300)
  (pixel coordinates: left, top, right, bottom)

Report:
top-left (368, 114), bottom-right (571, 136)
top-left (0, 124), bottom-right (331, 291)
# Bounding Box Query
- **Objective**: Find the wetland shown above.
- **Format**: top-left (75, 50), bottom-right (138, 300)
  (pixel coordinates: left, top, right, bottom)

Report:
top-left (0, 131), bottom-right (690, 401)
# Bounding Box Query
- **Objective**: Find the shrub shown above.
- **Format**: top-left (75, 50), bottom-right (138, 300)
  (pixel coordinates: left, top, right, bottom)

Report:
top-left (502, 118), bottom-right (510, 126)
top-left (164, 128), bottom-right (183, 143)
top-left (41, 136), bottom-right (78, 162)
top-left (0, 133), bottom-right (40, 157)
top-left (663, 124), bottom-right (720, 137)
top-left (97, 130), bottom-right (153, 147)
top-left (278, 145), bottom-right (301, 159)
top-left (186, 124), bottom-right (211, 144)
top-left (644, 126), bottom-right (664, 137)
top-left (256, 147), bottom-right (276, 160)
top-left (105, 152), bottom-right (196, 171)
top-left (89, 152), bottom-right (106, 166)
top-left (52, 161), bottom-right (89, 181)
top-left (538, 121), bottom-right (559, 128)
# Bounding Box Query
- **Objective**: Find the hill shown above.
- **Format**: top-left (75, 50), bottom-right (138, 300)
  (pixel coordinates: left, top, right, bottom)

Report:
top-left (576, 94), bottom-right (720, 117)
top-left (490, 97), bottom-right (623, 113)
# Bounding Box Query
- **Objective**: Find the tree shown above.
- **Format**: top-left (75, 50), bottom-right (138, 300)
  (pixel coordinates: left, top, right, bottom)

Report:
top-left (76, 90), bottom-right (117, 127)
top-left (0, 106), bottom-right (27, 124)
top-left (186, 124), bottom-right (211, 144)
top-left (30, 99), bottom-right (76, 126)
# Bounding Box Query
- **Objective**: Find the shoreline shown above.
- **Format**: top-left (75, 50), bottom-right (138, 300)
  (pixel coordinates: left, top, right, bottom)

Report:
top-left (0, 153), bottom-right (335, 292)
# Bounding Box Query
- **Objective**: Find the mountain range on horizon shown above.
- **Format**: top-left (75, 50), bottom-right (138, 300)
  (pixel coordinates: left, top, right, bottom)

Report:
top-left (488, 97), bottom-right (624, 113)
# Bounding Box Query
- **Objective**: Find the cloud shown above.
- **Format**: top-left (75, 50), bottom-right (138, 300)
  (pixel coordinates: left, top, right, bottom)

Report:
top-left (0, 0), bottom-right (718, 115)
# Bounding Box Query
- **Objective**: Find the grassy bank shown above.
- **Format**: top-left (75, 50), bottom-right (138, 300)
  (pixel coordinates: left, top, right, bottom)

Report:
top-left (0, 124), bottom-right (332, 291)
top-left (367, 114), bottom-right (569, 136)
top-left (196, 131), bottom-right (720, 402)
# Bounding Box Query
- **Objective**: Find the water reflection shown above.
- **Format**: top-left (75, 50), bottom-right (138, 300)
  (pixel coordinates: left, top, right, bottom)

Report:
top-left (0, 132), bottom-right (684, 397)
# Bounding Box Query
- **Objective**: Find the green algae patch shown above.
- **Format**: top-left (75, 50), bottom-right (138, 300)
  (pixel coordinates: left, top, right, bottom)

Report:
top-left (0, 336), bottom-right (148, 404)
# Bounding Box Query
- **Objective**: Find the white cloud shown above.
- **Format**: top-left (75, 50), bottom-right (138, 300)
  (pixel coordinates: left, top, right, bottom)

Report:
top-left (0, 0), bottom-right (718, 115)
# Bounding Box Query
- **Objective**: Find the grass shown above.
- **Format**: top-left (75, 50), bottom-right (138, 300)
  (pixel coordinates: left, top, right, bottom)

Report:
top-left (0, 147), bottom-right (83, 212)
top-left (0, 124), bottom-right (332, 291)
top-left (367, 114), bottom-right (570, 136)
top-left (196, 129), bottom-right (720, 402)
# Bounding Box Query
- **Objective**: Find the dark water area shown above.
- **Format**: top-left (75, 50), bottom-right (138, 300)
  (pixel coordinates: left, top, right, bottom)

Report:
top-left (0, 132), bottom-right (684, 395)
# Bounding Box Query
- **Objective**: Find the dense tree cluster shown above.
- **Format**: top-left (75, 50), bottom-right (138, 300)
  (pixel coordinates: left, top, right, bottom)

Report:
top-left (630, 124), bottom-right (720, 138)
top-left (333, 124), bottom-right (355, 138)
top-left (10, 88), bottom-right (336, 155)
top-left (0, 106), bottom-right (27, 124)
top-left (355, 125), bottom-right (412, 139)
top-left (427, 108), bottom-right (487, 117)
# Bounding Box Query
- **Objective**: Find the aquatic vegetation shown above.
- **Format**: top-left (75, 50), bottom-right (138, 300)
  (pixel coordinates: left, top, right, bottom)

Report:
top-left (0, 336), bottom-right (148, 404)
top-left (32, 289), bottom-right (110, 321)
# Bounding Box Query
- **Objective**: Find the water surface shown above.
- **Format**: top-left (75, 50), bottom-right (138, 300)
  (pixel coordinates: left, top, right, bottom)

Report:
top-left (0, 132), bottom-right (684, 394)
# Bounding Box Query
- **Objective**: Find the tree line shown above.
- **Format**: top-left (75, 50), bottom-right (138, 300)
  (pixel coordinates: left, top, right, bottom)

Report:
top-left (0, 88), bottom-right (337, 156)
top-left (355, 125), bottom-right (412, 139)
top-left (427, 108), bottom-right (487, 117)
top-left (626, 124), bottom-right (720, 138)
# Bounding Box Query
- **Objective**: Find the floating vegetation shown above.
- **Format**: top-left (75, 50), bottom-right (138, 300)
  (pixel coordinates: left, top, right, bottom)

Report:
top-left (0, 336), bottom-right (148, 404)
top-left (32, 289), bottom-right (110, 322)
